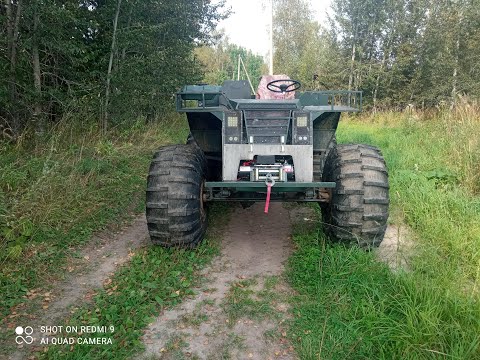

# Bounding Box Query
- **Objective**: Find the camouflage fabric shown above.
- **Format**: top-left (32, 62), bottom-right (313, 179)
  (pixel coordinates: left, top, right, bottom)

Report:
top-left (256, 75), bottom-right (296, 100)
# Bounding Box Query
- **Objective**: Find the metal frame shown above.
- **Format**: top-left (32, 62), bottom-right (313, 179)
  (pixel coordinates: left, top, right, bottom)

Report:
top-left (222, 144), bottom-right (314, 182)
top-left (243, 109), bottom-right (292, 145)
top-left (176, 91), bottom-right (233, 112)
top-left (302, 90), bottom-right (363, 111)
top-left (175, 83), bottom-right (363, 204)
top-left (176, 88), bottom-right (363, 113)
top-left (204, 181), bottom-right (335, 202)
top-left (205, 181), bottom-right (335, 190)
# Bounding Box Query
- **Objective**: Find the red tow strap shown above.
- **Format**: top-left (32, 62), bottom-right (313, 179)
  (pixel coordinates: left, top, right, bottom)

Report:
top-left (264, 183), bottom-right (272, 213)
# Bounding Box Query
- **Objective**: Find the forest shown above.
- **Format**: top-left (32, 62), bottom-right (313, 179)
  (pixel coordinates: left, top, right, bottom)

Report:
top-left (2, 0), bottom-right (479, 139)
top-left (1, 0), bottom-right (226, 138)
top-left (274, 0), bottom-right (480, 109)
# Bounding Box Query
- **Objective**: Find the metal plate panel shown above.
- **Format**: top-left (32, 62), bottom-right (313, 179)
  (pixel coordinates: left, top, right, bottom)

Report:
top-left (222, 144), bottom-right (313, 182)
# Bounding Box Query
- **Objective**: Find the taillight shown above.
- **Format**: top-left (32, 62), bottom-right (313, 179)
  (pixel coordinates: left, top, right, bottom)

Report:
top-left (225, 112), bottom-right (241, 143)
top-left (294, 112), bottom-right (310, 144)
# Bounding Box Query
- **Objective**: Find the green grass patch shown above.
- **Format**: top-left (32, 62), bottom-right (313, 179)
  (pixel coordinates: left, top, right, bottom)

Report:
top-left (223, 278), bottom-right (275, 324)
top-left (179, 306), bottom-right (209, 328)
top-left (287, 108), bottom-right (480, 359)
top-left (215, 332), bottom-right (247, 359)
top-left (288, 229), bottom-right (480, 359)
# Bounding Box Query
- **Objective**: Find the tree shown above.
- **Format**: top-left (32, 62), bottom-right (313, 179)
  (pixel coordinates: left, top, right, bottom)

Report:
top-left (103, 0), bottom-right (122, 132)
top-left (0, 0), bottom-right (228, 138)
top-left (1, 0), bottom-right (22, 137)
top-left (102, 0), bottom-right (228, 122)
top-left (195, 38), bottom-right (267, 90)
top-left (272, 0), bottom-right (319, 86)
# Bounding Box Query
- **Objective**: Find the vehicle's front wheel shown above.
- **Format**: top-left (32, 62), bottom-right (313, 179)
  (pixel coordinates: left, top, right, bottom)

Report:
top-left (322, 143), bottom-right (389, 249)
top-left (146, 144), bottom-right (207, 248)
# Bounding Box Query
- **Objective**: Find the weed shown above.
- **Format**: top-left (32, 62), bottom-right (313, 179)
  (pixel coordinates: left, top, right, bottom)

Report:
top-left (287, 107), bottom-right (480, 359)
top-left (199, 298), bottom-right (216, 307)
top-left (222, 278), bottom-right (281, 325)
top-left (263, 328), bottom-right (279, 341)
top-left (164, 334), bottom-right (189, 352)
top-left (179, 312), bottom-right (209, 328)
top-left (264, 276), bottom-right (280, 290)
top-left (213, 332), bottom-right (246, 360)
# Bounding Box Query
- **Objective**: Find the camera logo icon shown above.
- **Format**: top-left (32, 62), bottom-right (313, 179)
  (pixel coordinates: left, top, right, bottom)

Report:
top-left (15, 326), bottom-right (34, 345)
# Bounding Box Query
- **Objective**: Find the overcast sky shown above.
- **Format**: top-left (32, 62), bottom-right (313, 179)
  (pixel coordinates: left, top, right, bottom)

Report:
top-left (216, 0), bottom-right (333, 58)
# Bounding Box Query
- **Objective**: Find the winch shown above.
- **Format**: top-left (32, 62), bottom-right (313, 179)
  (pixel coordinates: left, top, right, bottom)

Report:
top-left (237, 155), bottom-right (295, 182)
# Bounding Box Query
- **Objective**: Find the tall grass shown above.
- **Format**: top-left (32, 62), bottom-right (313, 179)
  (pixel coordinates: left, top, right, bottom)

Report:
top-left (339, 99), bottom-right (480, 295)
top-left (0, 115), bottom-right (189, 318)
top-left (288, 99), bottom-right (480, 359)
top-left (367, 96), bottom-right (480, 195)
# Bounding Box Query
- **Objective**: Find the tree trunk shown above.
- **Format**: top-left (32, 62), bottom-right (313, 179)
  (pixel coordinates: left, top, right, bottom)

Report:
top-left (451, 37), bottom-right (459, 103)
top-left (5, 0), bottom-right (13, 56)
top-left (103, 0), bottom-right (122, 134)
top-left (121, 6), bottom-right (133, 61)
top-left (8, 0), bottom-right (22, 137)
top-left (10, 0), bottom-right (21, 73)
top-left (451, 9), bottom-right (462, 106)
top-left (356, 56), bottom-right (363, 89)
top-left (32, 5), bottom-right (44, 136)
top-left (373, 35), bottom-right (392, 112)
top-left (348, 26), bottom-right (357, 92)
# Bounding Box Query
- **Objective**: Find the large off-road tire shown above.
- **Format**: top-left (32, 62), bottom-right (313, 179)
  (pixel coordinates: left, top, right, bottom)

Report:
top-left (322, 143), bottom-right (389, 249)
top-left (146, 144), bottom-right (207, 247)
top-left (313, 136), bottom-right (337, 181)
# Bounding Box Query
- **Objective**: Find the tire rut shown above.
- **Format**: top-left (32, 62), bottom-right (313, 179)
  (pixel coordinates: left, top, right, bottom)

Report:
top-left (142, 202), bottom-right (297, 360)
top-left (6, 215), bottom-right (149, 360)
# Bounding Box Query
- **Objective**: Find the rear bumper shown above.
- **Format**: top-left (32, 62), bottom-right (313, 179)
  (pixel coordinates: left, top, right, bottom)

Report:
top-left (204, 181), bottom-right (335, 202)
top-left (205, 181), bottom-right (335, 191)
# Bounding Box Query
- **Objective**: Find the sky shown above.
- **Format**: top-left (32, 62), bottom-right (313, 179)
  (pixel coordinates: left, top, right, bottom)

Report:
top-left (216, 0), bottom-right (333, 58)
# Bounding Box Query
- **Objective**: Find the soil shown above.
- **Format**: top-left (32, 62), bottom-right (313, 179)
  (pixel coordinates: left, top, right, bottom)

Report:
top-left (377, 224), bottom-right (413, 270)
top-left (142, 202), bottom-right (296, 360)
top-left (6, 215), bottom-right (149, 360)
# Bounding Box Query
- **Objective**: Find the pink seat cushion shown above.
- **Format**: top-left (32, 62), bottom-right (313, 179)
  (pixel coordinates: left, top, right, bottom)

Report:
top-left (256, 75), bottom-right (296, 100)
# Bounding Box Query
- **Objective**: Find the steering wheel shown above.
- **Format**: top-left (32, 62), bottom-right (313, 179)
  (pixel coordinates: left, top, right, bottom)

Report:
top-left (266, 79), bottom-right (301, 93)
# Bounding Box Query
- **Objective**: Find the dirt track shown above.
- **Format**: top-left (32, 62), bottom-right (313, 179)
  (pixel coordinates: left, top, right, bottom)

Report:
top-left (142, 202), bottom-right (296, 360)
top-left (7, 216), bottom-right (149, 360)
top-left (5, 202), bottom-right (410, 360)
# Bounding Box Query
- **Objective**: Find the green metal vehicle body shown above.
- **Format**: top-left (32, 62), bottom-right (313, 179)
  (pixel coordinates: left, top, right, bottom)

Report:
top-left (176, 80), bottom-right (362, 203)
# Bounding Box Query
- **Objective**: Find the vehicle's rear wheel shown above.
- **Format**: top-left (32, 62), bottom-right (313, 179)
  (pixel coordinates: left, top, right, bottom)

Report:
top-left (146, 144), bottom-right (207, 247)
top-left (321, 143), bottom-right (389, 249)
top-left (313, 136), bottom-right (337, 181)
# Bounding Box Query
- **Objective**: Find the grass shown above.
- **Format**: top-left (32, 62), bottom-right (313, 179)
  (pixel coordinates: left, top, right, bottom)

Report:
top-left (179, 309), bottom-right (209, 328)
top-left (287, 101), bottom-right (480, 359)
top-left (213, 332), bottom-right (247, 359)
top-left (39, 203), bottom-right (230, 359)
top-left (222, 277), bottom-right (284, 325)
top-left (288, 230), bottom-right (480, 359)
top-left (0, 115), bottom-right (188, 350)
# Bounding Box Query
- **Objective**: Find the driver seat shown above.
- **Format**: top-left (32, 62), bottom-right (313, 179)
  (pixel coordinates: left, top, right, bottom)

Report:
top-left (256, 74), bottom-right (296, 100)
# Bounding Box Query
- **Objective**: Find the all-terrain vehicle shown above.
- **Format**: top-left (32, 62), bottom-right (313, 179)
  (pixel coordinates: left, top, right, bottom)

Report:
top-left (146, 76), bottom-right (389, 249)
